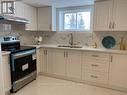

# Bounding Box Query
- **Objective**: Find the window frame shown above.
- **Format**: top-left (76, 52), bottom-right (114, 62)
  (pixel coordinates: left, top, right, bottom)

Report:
top-left (56, 5), bottom-right (93, 32)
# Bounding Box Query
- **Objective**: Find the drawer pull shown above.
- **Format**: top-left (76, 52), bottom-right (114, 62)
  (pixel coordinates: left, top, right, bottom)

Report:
top-left (91, 64), bottom-right (99, 67)
top-left (91, 75), bottom-right (98, 78)
top-left (110, 56), bottom-right (113, 62)
top-left (92, 55), bottom-right (99, 57)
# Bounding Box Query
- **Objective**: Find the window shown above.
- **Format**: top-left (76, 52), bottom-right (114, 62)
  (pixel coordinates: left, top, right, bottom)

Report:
top-left (57, 6), bottom-right (93, 32)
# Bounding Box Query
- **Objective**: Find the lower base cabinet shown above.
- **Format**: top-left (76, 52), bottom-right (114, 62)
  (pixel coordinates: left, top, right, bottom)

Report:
top-left (82, 52), bottom-right (110, 84)
top-left (53, 50), bottom-right (66, 76)
top-left (41, 48), bottom-right (127, 91)
top-left (109, 54), bottom-right (127, 88)
top-left (66, 51), bottom-right (82, 79)
top-left (41, 49), bottom-right (54, 74)
top-left (2, 54), bottom-right (11, 94)
top-left (53, 50), bottom-right (82, 79)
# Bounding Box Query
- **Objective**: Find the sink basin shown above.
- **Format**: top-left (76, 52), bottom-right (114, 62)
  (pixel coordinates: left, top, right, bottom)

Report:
top-left (58, 45), bottom-right (83, 48)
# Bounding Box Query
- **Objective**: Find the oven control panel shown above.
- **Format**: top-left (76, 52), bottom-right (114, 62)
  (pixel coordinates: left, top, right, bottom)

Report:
top-left (0, 36), bottom-right (20, 43)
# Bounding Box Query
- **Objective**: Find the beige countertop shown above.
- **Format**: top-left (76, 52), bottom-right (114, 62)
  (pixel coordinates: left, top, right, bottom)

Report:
top-left (2, 51), bottom-right (11, 56)
top-left (25, 44), bottom-right (127, 55)
top-left (2, 44), bottom-right (127, 55)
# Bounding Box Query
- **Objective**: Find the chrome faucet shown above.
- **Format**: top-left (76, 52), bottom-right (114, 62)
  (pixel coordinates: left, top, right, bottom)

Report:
top-left (69, 33), bottom-right (74, 46)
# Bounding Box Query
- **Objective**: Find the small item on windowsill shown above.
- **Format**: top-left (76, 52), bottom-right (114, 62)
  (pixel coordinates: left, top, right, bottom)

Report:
top-left (92, 42), bottom-right (97, 48)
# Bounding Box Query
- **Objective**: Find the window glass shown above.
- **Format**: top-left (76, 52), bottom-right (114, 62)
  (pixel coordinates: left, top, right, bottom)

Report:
top-left (64, 13), bottom-right (76, 30)
top-left (57, 6), bottom-right (93, 32)
top-left (77, 12), bottom-right (91, 30)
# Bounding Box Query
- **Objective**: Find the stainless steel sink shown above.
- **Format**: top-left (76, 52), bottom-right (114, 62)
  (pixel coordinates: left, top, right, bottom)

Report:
top-left (58, 45), bottom-right (83, 48)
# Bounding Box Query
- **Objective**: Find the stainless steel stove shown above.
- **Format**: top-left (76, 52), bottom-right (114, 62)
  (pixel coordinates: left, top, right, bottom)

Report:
top-left (1, 36), bottom-right (37, 93)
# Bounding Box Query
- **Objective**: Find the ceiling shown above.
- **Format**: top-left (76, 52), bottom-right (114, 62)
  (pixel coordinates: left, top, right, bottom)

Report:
top-left (22, 0), bottom-right (94, 7)
top-left (23, 0), bottom-right (52, 7)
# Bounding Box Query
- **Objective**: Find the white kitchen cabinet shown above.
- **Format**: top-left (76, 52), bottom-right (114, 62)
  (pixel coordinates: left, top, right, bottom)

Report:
top-left (37, 6), bottom-right (52, 31)
top-left (66, 51), bottom-right (82, 79)
top-left (113, 0), bottom-right (127, 31)
top-left (53, 49), bottom-right (82, 79)
top-left (2, 54), bottom-right (11, 93)
top-left (36, 48), bottom-right (42, 75)
top-left (41, 49), bottom-right (54, 74)
top-left (94, 0), bottom-right (113, 31)
top-left (24, 3), bottom-right (37, 31)
top-left (53, 49), bottom-right (66, 76)
top-left (94, 0), bottom-right (127, 31)
top-left (15, 1), bottom-right (24, 18)
top-left (82, 52), bottom-right (110, 84)
top-left (109, 54), bottom-right (127, 88)
top-left (0, 0), bottom-right (1, 14)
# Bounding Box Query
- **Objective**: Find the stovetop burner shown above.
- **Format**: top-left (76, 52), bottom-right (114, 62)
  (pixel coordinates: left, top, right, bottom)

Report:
top-left (10, 46), bottom-right (36, 53)
top-left (0, 36), bottom-right (36, 53)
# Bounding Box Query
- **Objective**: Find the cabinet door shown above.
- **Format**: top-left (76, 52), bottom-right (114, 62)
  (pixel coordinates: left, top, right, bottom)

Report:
top-left (41, 49), bottom-right (47, 72)
top-left (113, 0), bottom-right (127, 31)
top-left (109, 54), bottom-right (127, 88)
top-left (2, 55), bottom-right (11, 92)
top-left (37, 7), bottom-right (52, 31)
top-left (53, 50), bottom-right (66, 76)
top-left (15, 1), bottom-right (24, 18)
top-left (66, 51), bottom-right (82, 79)
top-left (94, 0), bottom-right (113, 31)
top-left (36, 48), bottom-right (42, 75)
top-left (46, 49), bottom-right (54, 74)
top-left (24, 3), bottom-right (37, 31)
top-left (0, 0), bottom-right (1, 14)
top-left (41, 49), bottom-right (53, 74)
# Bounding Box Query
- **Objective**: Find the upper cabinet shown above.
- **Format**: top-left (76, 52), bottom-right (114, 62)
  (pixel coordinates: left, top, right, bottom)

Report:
top-left (24, 3), bottom-right (37, 31)
top-left (15, 1), bottom-right (24, 18)
top-left (94, 0), bottom-right (127, 31)
top-left (37, 6), bottom-right (52, 31)
top-left (15, 1), bottom-right (37, 31)
top-left (0, 1), bottom-right (37, 31)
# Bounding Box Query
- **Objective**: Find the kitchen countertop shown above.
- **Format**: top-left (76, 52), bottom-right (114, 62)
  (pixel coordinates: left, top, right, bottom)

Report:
top-left (2, 51), bottom-right (10, 56)
top-left (24, 44), bottom-right (127, 55)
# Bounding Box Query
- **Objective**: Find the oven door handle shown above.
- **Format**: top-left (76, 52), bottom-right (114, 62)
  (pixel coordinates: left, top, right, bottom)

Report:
top-left (13, 49), bottom-right (36, 59)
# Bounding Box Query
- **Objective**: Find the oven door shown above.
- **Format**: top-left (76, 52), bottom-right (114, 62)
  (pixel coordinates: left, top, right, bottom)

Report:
top-left (10, 49), bottom-right (36, 82)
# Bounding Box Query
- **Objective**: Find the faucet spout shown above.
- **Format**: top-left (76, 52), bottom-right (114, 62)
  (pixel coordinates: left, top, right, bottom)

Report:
top-left (69, 33), bottom-right (73, 46)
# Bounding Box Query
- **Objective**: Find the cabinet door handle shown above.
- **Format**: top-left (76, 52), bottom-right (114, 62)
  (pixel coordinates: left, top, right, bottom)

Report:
top-left (112, 22), bottom-right (115, 29)
top-left (44, 50), bottom-right (47, 55)
top-left (110, 56), bottom-right (113, 62)
top-left (66, 52), bottom-right (68, 58)
top-left (92, 55), bottom-right (99, 57)
top-left (64, 52), bottom-right (66, 57)
top-left (109, 22), bottom-right (112, 29)
top-left (91, 75), bottom-right (98, 78)
top-left (44, 50), bottom-right (46, 55)
top-left (91, 64), bottom-right (99, 67)
top-left (112, 22), bottom-right (114, 29)
top-left (46, 50), bottom-right (47, 55)
top-left (49, 24), bottom-right (52, 30)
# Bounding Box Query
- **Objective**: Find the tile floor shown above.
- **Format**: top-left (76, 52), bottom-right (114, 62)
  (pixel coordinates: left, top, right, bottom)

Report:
top-left (11, 76), bottom-right (127, 95)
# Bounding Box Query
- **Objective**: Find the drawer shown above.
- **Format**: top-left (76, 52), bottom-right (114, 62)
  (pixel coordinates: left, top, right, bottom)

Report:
top-left (82, 70), bottom-right (108, 84)
top-left (85, 58), bottom-right (109, 63)
top-left (82, 61), bottom-right (109, 72)
top-left (85, 52), bottom-right (110, 61)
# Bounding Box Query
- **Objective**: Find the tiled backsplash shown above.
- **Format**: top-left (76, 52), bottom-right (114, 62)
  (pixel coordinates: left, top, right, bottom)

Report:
top-left (0, 25), bottom-right (127, 50)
